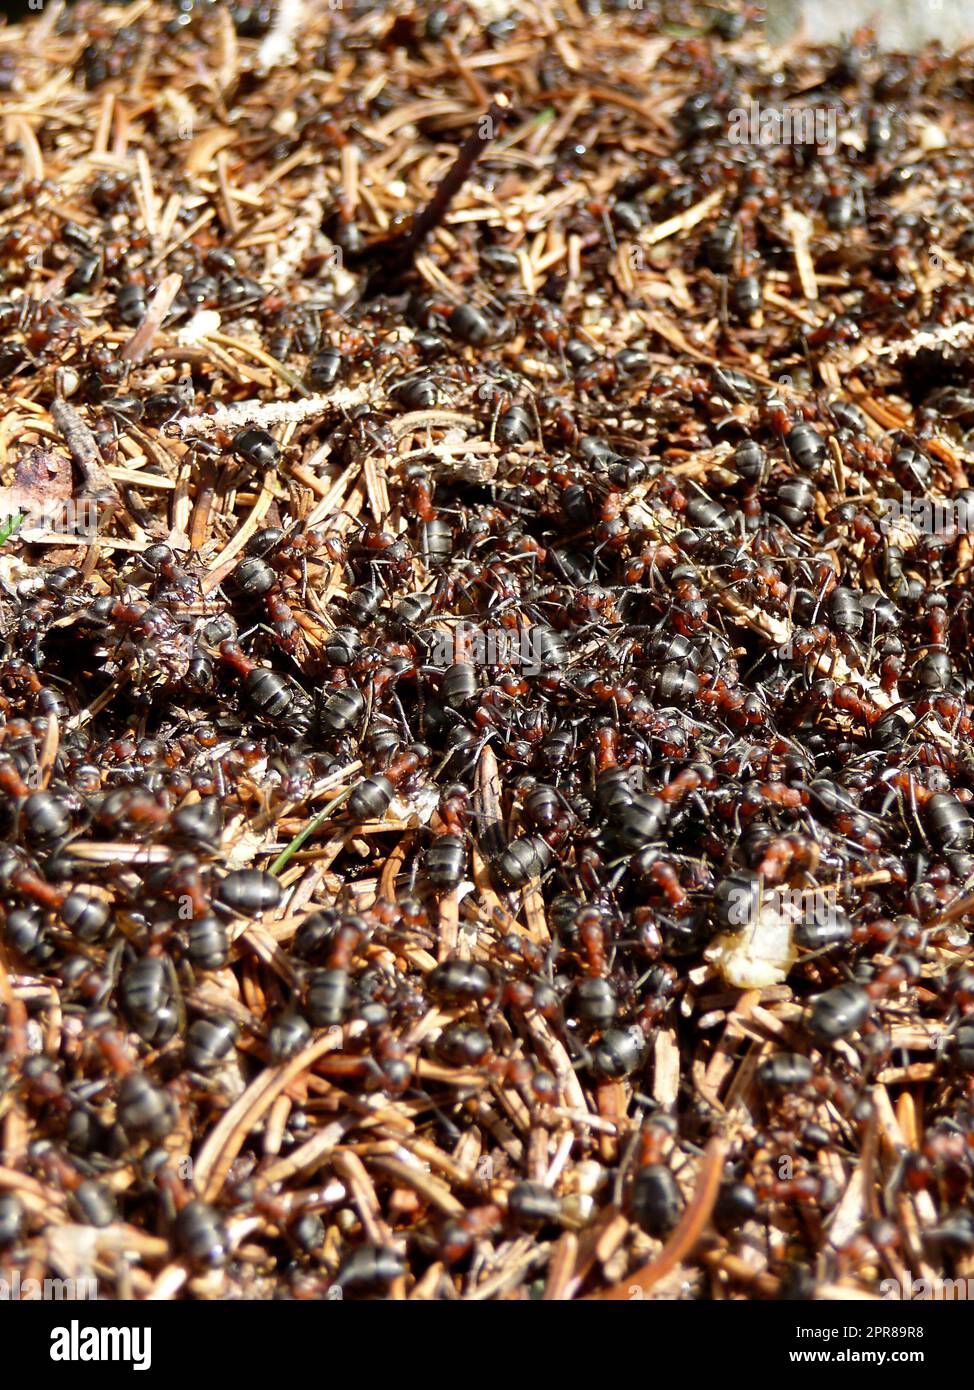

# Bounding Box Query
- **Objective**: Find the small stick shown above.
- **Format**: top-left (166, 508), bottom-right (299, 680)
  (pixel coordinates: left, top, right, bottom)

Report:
top-left (216, 149), bottom-right (240, 236)
top-left (37, 711), bottom-right (59, 789)
top-left (782, 203), bottom-right (818, 302)
top-left (188, 455), bottom-right (218, 553)
top-left (194, 1027), bottom-right (348, 1199)
top-left (544, 1233), bottom-right (580, 1300)
top-left (48, 398), bottom-right (119, 510)
top-left (120, 273), bottom-right (182, 362)
top-left (588, 1137), bottom-right (728, 1299)
top-left (641, 188), bottom-right (725, 247)
top-left (12, 117), bottom-right (43, 183)
top-left (362, 96), bottom-right (509, 296)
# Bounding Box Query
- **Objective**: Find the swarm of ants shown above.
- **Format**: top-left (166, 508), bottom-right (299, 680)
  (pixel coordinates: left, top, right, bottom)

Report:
top-left (1, 0), bottom-right (974, 1300)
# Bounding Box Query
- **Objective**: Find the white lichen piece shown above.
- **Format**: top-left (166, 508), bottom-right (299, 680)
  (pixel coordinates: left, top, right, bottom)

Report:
top-left (256, 0), bottom-right (305, 71)
top-left (389, 785), bottom-right (440, 825)
top-left (177, 309), bottom-right (221, 346)
top-left (177, 387), bottom-right (374, 437)
top-left (707, 890), bottom-right (799, 989)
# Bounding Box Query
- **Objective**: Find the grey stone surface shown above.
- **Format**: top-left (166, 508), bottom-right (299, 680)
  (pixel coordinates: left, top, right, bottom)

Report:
top-left (764, 0), bottom-right (973, 47)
